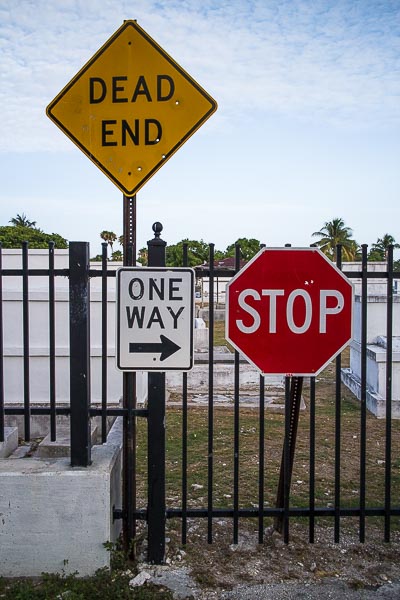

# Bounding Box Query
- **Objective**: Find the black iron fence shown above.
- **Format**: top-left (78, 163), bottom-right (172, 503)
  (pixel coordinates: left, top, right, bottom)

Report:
top-left (1, 236), bottom-right (400, 563)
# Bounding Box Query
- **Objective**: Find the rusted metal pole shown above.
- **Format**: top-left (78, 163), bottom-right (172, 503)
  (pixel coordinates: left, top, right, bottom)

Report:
top-left (275, 375), bottom-right (304, 536)
top-left (122, 194), bottom-right (137, 555)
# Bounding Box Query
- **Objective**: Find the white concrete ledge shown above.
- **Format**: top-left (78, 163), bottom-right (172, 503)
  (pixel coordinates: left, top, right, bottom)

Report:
top-left (341, 368), bottom-right (400, 419)
top-left (0, 418), bottom-right (123, 577)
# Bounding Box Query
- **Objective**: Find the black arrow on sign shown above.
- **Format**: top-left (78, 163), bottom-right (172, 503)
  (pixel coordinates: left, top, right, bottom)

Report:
top-left (129, 335), bottom-right (181, 362)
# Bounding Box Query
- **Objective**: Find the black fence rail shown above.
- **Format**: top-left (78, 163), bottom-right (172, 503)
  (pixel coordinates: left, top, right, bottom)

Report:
top-left (1, 237), bottom-right (400, 560)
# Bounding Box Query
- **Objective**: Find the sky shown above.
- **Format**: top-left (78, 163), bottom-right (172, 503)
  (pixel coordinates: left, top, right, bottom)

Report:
top-left (1, 0), bottom-right (399, 258)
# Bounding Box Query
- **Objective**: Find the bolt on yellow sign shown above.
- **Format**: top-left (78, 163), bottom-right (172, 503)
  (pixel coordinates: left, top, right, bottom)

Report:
top-left (46, 20), bottom-right (217, 196)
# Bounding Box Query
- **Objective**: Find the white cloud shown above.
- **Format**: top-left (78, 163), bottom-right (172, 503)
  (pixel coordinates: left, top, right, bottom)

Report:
top-left (1, 0), bottom-right (399, 153)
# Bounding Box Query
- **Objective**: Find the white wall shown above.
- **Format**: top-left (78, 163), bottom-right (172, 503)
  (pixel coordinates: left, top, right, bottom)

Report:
top-left (1, 249), bottom-right (146, 405)
top-left (343, 261), bottom-right (399, 297)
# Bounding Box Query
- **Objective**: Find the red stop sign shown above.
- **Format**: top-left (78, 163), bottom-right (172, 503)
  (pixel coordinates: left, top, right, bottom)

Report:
top-left (226, 248), bottom-right (353, 376)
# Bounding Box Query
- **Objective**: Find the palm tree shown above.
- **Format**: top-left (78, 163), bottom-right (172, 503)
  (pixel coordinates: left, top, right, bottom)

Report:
top-left (100, 230), bottom-right (117, 257)
top-left (369, 234), bottom-right (400, 260)
top-left (9, 213), bottom-right (37, 228)
top-left (312, 218), bottom-right (358, 261)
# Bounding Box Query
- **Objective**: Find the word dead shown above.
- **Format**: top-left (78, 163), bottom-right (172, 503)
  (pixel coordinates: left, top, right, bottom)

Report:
top-left (125, 276), bottom-right (185, 330)
top-left (236, 288), bottom-right (344, 334)
top-left (89, 75), bottom-right (175, 147)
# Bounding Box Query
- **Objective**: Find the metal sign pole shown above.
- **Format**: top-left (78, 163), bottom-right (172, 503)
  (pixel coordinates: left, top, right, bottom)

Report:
top-left (275, 375), bottom-right (303, 537)
top-left (122, 194), bottom-right (137, 554)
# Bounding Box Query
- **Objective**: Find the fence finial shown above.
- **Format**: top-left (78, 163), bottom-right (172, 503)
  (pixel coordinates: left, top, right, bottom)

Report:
top-left (152, 222), bottom-right (163, 239)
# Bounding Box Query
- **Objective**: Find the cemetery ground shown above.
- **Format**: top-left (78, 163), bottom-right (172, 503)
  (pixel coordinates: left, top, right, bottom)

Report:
top-left (134, 323), bottom-right (400, 596)
top-left (1, 324), bottom-right (400, 598)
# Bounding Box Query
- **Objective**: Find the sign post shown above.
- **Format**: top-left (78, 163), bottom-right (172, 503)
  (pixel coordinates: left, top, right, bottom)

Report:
top-left (116, 223), bottom-right (194, 563)
top-left (46, 20), bottom-right (216, 561)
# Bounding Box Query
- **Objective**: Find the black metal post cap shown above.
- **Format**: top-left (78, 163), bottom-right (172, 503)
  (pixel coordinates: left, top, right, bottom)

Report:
top-left (152, 222), bottom-right (163, 238)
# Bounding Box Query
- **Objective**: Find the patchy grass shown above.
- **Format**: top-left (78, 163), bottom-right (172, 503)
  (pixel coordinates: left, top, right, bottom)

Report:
top-left (135, 345), bottom-right (400, 544)
top-left (0, 569), bottom-right (173, 600)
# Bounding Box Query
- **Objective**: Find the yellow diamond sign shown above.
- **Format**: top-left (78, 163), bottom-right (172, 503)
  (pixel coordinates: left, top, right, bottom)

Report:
top-left (46, 20), bottom-right (217, 196)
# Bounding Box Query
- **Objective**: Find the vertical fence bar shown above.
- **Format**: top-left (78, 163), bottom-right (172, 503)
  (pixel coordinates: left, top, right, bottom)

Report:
top-left (208, 243), bottom-right (215, 544)
top-left (22, 242), bottom-right (31, 441)
top-left (334, 244), bottom-right (342, 542)
top-left (147, 371), bottom-right (166, 563)
top-left (309, 377), bottom-right (316, 543)
top-left (182, 242), bottom-right (189, 545)
top-left (147, 223), bottom-right (167, 564)
top-left (258, 374), bottom-right (265, 544)
top-left (69, 242), bottom-right (91, 467)
top-left (0, 244), bottom-right (4, 443)
top-left (48, 242), bottom-right (56, 441)
top-left (283, 376), bottom-right (291, 543)
top-left (233, 243), bottom-right (240, 543)
top-left (123, 368), bottom-right (136, 550)
top-left (359, 244), bottom-right (368, 542)
top-left (384, 246), bottom-right (393, 542)
top-left (101, 242), bottom-right (108, 443)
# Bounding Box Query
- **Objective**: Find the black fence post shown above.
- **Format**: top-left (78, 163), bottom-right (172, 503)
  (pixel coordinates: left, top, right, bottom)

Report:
top-left (69, 242), bottom-right (91, 467)
top-left (147, 222), bottom-right (166, 564)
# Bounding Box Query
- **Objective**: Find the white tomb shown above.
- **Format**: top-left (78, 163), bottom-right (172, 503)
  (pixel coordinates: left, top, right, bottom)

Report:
top-left (341, 294), bottom-right (400, 418)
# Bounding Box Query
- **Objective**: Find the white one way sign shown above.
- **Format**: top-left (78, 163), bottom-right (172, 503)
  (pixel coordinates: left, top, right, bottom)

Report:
top-left (116, 267), bottom-right (194, 371)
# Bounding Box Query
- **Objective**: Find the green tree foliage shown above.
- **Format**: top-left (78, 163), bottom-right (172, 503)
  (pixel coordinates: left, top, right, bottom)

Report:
top-left (166, 239), bottom-right (210, 267)
top-left (9, 213), bottom-right (37, 228)
top-left (0, 217), bottom-right (68, 249)
top-left (111, 250), bottom-right (123, 261)
top-left (368, 234), bottom-right (400, 261)
top-left (100, 230), bottom-right (117, 255)
top-left (311, 218), bottom-right (358, 261)
top-left (225, 238), bottom-right (261, 261)
top-left (137, 247), bottom-right (148, 266)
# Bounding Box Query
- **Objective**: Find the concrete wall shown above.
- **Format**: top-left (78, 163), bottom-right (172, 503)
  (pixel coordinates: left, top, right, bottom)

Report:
top-left (0, 418), bottom-right (123, 577)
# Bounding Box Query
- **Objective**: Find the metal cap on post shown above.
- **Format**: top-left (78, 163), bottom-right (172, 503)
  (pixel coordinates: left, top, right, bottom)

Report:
top-left (147, 222), bottom-right (166, 267)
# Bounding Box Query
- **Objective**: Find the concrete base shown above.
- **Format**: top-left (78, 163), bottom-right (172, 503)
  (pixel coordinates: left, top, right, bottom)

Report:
top-left (36, 422), bottom-right (99, 458)
top-left (0, 427), bottom-right (18, 458)
top-left (341, 368), bottom-right (400, 419)
top-left (341, 336), bottom-right (400, 419)
top-left (0, 418), bottom-right (123, 577)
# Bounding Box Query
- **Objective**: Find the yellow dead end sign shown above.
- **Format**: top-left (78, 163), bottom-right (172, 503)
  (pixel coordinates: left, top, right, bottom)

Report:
top-left (46, 20), bottom-right (217, 196)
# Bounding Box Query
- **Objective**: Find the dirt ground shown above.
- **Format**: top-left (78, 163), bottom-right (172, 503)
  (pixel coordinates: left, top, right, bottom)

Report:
top-left (157, 519), bottom-right (400, 597)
